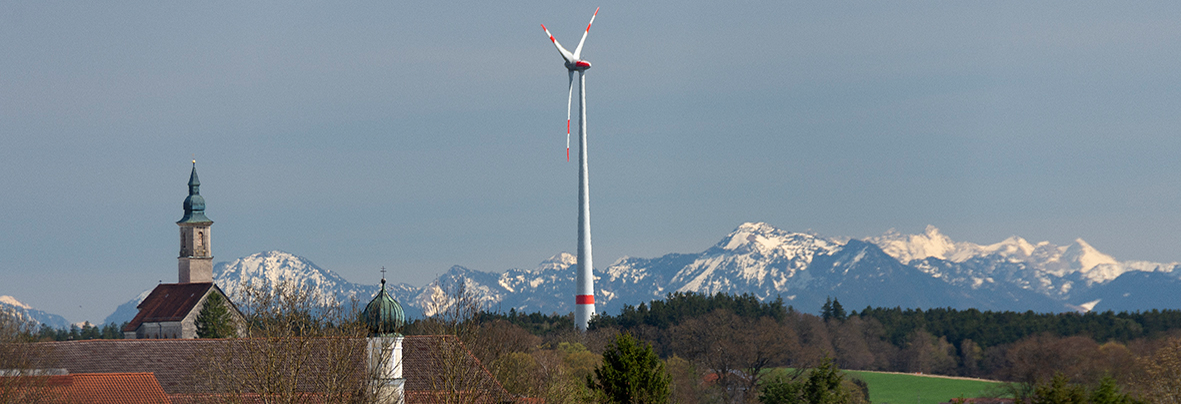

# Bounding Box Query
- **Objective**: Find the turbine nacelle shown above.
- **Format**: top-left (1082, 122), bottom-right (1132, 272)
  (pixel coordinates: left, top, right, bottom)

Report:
top-left (566, 60), bottom-right (592, 71)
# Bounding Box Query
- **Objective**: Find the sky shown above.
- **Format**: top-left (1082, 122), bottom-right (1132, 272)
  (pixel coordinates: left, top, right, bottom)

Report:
top-left (2, 2), bottom-right (1179, 324)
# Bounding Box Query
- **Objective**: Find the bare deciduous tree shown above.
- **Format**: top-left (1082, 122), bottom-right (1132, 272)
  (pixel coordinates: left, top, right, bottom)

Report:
top-left (411, 281), bottom-right (518, 404)
top-left (670, 310), bottom-right (798, 404)
top-left (190, 280), bottom-right (376, 404)
top-left (0, 308), bottom-right (60, 404)
top-left (1130, 337), bottom-right (1181, 404)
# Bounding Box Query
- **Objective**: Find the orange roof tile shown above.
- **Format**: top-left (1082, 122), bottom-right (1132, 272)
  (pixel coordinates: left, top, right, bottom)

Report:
top-left (1, 372), bottom-right (172, 404)
top-left (62, 373), bottom-right (172, 404)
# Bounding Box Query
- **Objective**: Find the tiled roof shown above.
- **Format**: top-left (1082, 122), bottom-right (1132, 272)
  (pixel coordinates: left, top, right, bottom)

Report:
top-left (38, 339), bottom-right (210, 394)
top-left (124, 283), bottom-right (214, 332)
top-left (38, 339), bottom-right (366, 395)
top-left (402, 335), bottom-right (515, 404)
top-left (1, 372), bottom-right (172, 404)
top-left (35, 336), bottom-right (530, 403)
top-left (63, 373), bottom-right (173, 404)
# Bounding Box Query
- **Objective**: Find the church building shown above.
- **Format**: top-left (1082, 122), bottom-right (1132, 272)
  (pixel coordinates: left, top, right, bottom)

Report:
top-left (123, 163), bottom-right (243, 339)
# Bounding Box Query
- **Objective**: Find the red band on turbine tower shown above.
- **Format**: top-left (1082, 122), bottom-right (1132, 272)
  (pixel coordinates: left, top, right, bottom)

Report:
top-left (575, 295), bottom-right (595, 304)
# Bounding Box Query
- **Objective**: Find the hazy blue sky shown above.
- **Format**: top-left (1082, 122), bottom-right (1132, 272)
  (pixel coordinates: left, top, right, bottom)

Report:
top-left (2, 2), bottom-right (1179, 323)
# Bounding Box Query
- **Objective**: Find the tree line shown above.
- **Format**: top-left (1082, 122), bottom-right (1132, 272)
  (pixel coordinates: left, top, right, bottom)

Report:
top-left (29, 321), bottom-right (127, 341)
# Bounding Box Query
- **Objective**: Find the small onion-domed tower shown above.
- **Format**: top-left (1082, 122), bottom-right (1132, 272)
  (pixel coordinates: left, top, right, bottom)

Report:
top-left (363, 276), bottom-right (406, 336)
top-left (364, 272), bottom-right (406, 404)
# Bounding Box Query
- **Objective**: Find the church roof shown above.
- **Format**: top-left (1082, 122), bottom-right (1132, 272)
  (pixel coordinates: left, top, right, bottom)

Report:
top-left (123, 283), bottom-right (215, 332)
top-left (177, 164), bottom-right (212, 225)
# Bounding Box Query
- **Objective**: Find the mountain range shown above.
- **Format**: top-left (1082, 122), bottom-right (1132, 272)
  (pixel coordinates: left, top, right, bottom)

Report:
top-left (1, 295), bottom-right (70, 329)
top-left (21, 222), bottom-right (1181, 326)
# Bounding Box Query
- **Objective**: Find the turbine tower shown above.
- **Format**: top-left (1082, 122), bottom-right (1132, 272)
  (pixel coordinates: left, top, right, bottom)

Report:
top-left (542, 8), bottom-right (599, 331)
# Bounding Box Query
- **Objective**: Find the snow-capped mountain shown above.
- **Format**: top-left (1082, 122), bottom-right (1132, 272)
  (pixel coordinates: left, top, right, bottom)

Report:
top-left (214, 251), bottom-right (421, 317)
top-left (104, 251), bottom-right (422, 324)
top-left (1, 295), bottom-right (70, 329)
top-left (103, 223), bottom-right (1181, 323)
top-left (868, 225), bottom-right (1180, 304)
top-left (595, 223), bottom-right (1062, 313)
top-left (103, 288), bottom-right (153, 325)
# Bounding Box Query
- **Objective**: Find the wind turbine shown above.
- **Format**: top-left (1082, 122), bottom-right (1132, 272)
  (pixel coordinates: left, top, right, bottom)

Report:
top-left (542, 8), bottom-right (598, 331)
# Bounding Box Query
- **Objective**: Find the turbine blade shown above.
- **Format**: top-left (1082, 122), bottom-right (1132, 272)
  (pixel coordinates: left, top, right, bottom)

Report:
top-left (566, 70), bottom-right (574, 161)
top-left (541, 24), bottom-right (574, 62)
top-left (572, 8), bottom-right (599, 60)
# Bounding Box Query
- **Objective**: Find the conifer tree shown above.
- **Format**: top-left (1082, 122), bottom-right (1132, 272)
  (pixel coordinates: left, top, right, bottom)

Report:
top-left (588, 332), bottom-right (671, 404)
top-left (196, 292), bottom-right (237, 338)
top-left (760, 357), bottom-right (851, 404)
top-left (831, 298), bottom-right (846, 321)
top-left (822, 297), bottom-right (834, 321)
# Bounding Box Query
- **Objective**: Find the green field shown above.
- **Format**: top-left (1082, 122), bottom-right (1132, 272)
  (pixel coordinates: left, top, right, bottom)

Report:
top-left (763, 369), bottom-right (1007, 404)
top-left (844, 371), bottom-right (1007, 404)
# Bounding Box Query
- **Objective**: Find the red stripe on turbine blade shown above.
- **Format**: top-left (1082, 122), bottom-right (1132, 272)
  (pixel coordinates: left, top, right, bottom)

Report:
top-left (567, 119), bottom-right (571, 133)
top-left (567, 148), bottom-right (570, 161)
top-left (575, 295), bottom-right (595, 304)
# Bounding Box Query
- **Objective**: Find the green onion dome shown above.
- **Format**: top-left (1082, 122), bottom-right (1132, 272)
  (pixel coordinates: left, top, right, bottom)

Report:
top-left (363, 278), bottom-right (405, 336)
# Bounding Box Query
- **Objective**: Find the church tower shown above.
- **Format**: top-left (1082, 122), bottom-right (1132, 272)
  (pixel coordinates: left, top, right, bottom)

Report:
top-left (177, 161), bottom-right (214, 283)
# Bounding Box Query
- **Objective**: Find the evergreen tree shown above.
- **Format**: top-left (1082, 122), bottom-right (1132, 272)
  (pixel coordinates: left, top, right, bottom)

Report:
top-left (760, 357), bottom-right (851, 404)
top-left (1032, 373), bottom-right (1085, 404)
top-left (822, 297), bottom-right (834, 321)
top-left (196, 292), bottom-right (237, 338)
top-left (1089, 377), bottom-right (1139, 404)
top-left (831, 298), bottom-right (846, 321)
top-left (588, 332), bottom-right (671, 404)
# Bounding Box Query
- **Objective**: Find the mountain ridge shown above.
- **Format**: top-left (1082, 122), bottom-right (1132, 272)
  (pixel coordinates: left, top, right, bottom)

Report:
top-left (98, 222), bottom-right (1181, 325)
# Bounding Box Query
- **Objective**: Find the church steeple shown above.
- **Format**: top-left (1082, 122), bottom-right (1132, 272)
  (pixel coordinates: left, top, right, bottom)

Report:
top-left (178, 161), bottom-right (214, 283)
top-left (178, 161), bottom-right (212, 225)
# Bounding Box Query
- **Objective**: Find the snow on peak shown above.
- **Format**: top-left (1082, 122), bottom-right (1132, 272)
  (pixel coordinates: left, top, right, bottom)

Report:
top-left (719, 222), bottom-right (834, 256)
top-left (1062, 239), bottom-right (1118, 272)
top-left (866, 227), bottom-right (1177, 289)
top-left (977, 236), bottom-right (1042, 259)
top-left (536, 253), bottom-right (576, 272)
top-left (214, 250), bottom-right (351, 305)
top-left (0, 295), bottom-right (31, 310)
top-left (869, 225), bottom-right (960, 263)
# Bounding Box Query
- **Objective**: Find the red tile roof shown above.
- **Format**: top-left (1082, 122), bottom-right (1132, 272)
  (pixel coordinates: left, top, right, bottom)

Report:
top-left (2, 373), bottom-right (172, 404)
top-left (124, 283), bottom-right (214, 332)
top-left (63, 373), bottom-right (173, 404)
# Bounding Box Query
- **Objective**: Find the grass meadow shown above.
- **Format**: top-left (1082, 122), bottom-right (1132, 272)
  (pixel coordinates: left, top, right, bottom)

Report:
top-left (846, 371), bottom-right (1007, 404)
top-left (765, 369), bottom-right (1009, 404)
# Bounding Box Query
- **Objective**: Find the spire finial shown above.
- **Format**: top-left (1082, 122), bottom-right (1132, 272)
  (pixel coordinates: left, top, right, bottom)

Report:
top-left (380, 267), bottom-right (387, 288)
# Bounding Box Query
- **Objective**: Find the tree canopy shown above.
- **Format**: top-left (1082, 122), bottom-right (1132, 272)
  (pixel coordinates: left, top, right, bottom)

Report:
top-left (196, 292), bottom-right (237, 338)
top-left (588, 332), bottom-right (671, 404)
